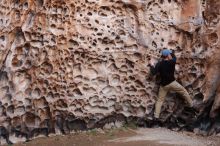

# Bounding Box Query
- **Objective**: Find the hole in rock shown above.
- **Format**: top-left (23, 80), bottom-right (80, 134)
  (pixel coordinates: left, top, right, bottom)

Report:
top-left (159, 0), bottom-right (164, 4)
top-left (12, 56), bottom-right (23, 67)
top-left (67, 119), bottom-right (87, 131)
top-left (208, 32), bottom-right (218, 44)
top-left (0, 71), bottom-right (8, 83)
top-left (152, 41), bottom-right (157, 48)
top-left (73, 88), bottom-right (83, 96)
top-left (32, 88), bottom-right (41, 98)
top-left (87, 12), bottom-right (92, 16)
top-left (194, 92), bottom-right (204, 102)
top-left (36, 0), bottom-right (44, 7)
top-left (95, 20), bottom-right (99, 24)
top-left (41, 62), bottom-right (53, 75)
top-left (7, 105), bottom-right (14, 114)
top-left (55, 99), bottom-right (68, 108)
top-left (0, 35), bottom-right (5, 41)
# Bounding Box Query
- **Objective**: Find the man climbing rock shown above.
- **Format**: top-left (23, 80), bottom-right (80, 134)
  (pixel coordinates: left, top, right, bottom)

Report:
top-left (149, 48), bottom-right (193, 120)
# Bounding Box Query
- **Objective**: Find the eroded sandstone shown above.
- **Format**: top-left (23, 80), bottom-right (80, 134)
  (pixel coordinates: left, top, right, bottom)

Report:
top-left (0, 0), bottom-right (220, 144)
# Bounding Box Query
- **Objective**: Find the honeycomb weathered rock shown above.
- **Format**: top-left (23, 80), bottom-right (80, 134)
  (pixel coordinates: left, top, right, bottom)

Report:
top-left (0, 0), bottom-right (220, 144)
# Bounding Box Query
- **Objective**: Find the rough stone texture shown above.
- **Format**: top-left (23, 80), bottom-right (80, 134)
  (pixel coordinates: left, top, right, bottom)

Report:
top-left (0, 0), bottom-right (220, 144)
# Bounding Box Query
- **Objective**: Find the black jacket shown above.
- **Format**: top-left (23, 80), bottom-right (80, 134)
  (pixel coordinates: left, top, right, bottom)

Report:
top-left (150, 53), bottom-right (176, 86)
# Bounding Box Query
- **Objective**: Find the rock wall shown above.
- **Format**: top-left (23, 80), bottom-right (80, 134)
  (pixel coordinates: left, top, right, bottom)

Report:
top-left (0, 0), bottom-right (220, 144)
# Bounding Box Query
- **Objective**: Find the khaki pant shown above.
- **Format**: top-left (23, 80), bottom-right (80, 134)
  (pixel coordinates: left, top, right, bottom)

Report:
top-left (154, 80), bottom-right (193, 118)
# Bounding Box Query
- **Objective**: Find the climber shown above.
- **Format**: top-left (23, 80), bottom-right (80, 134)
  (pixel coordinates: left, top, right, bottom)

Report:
top-left (148, 48), bottom-right (193, 120)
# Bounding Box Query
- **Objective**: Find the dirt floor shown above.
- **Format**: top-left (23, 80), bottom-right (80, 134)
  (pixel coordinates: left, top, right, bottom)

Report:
top-left (6, 128), bottom-right (220, 146)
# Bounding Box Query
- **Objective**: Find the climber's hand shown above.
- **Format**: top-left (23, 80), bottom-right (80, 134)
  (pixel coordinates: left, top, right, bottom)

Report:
top-left (148, 59), bottom-right (155, 67)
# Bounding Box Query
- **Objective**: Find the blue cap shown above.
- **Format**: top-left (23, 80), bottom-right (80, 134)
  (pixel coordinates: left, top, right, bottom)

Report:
top-left (161, 49), bottom-right (171, 56)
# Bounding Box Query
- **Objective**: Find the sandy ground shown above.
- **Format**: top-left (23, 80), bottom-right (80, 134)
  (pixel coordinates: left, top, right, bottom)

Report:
top-left (6, 128), bottom-right (220, 146)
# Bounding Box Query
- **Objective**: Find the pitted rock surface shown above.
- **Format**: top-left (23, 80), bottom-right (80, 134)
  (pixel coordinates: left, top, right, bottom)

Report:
top-left (0, 0), bottom-right (220, 144)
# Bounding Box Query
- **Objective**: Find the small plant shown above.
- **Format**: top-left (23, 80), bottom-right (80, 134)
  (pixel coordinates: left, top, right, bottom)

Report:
top-left (123, 122), bottom-right (137, 130)
top-left (89, 129), bottom-right (97, 136)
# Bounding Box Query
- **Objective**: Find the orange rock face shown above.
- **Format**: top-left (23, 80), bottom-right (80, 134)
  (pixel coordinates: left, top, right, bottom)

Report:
top-left (0, 0), bottom-right (219, 144)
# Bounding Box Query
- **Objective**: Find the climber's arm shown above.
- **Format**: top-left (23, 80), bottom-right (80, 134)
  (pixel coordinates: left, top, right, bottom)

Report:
top-left (148, 62), bottom-right (160, 76)
top-left (170, 50), bottom-right (176, 62)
